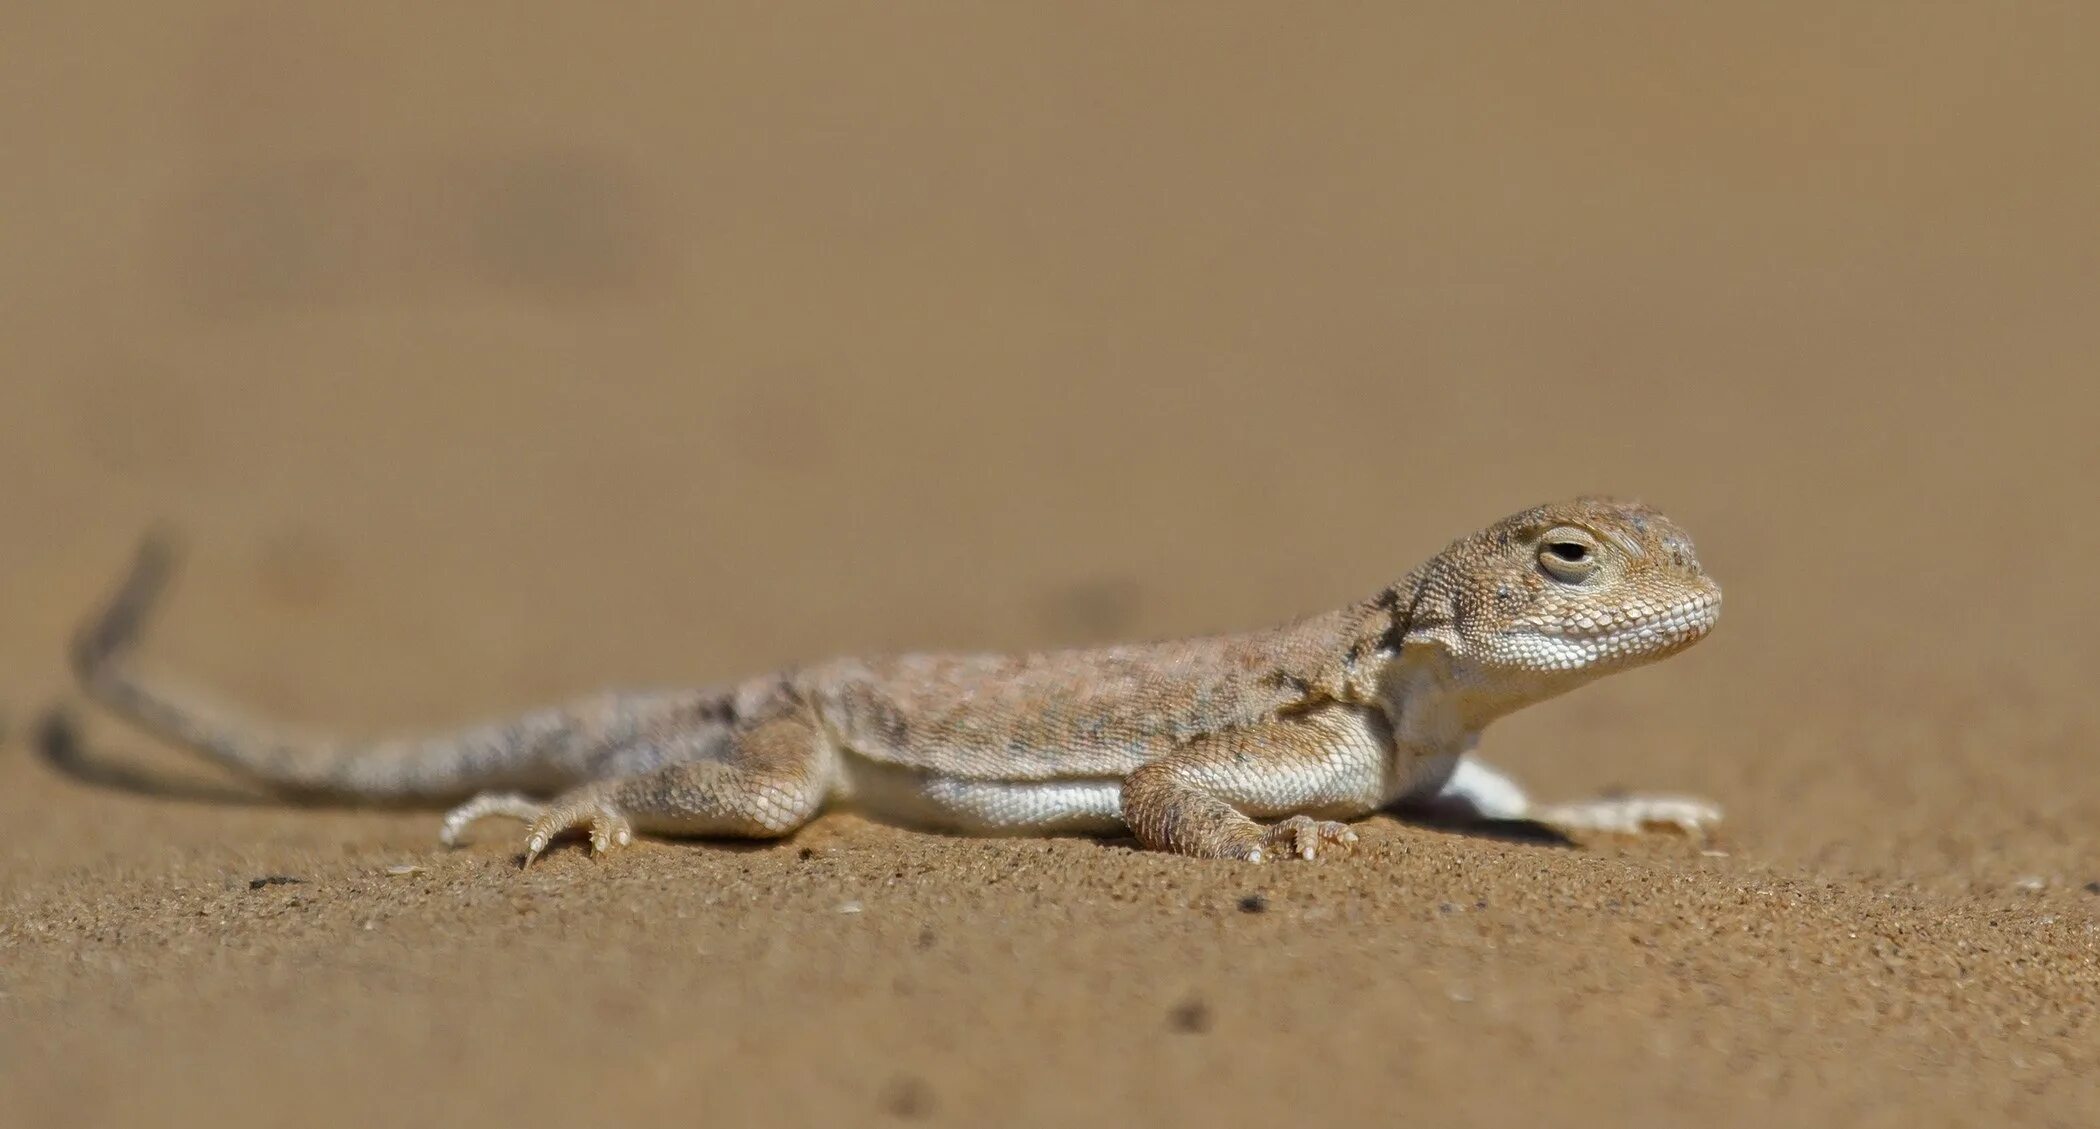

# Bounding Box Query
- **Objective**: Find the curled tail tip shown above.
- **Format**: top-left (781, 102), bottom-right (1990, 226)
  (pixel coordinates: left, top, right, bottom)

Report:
top-left (71, 529), bottom-right (184, 683)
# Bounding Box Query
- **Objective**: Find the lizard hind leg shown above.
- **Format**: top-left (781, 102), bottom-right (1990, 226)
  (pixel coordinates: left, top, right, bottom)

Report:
top-left (439, 792), bottom-right (547, 847)
top-left (518, 708), bottom-right (832, 866)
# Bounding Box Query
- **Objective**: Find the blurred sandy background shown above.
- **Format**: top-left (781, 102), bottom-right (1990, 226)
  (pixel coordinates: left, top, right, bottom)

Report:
top-left (3, 4), bottom-right (2098, 1126)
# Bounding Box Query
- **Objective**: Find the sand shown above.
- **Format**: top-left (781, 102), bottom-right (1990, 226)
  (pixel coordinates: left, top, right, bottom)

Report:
top-left (3, 5), bottom-right (2099, 1126)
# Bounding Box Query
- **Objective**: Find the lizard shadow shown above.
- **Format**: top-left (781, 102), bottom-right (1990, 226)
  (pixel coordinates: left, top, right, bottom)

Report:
top-left (1380, 806), bottom-right (1579, 848)
top-left (889, 810), bottom-right (1576, 856)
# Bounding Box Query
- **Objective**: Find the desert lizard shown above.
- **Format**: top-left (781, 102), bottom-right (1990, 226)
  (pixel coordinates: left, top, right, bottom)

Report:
top-left (69, 497), bottom-right (1722, 864)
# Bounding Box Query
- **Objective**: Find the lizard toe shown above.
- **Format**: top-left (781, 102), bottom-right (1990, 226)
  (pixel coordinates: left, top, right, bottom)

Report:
top-left (522, 795), bottom-right (635, 867)
top-left (1258, 814), bottom-right (1359, 862)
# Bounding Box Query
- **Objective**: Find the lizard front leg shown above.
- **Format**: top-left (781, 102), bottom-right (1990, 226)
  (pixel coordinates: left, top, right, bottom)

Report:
top-left (1412, 755), bottom-right (1721, 840)
top-left (1120, 706), bottom-right (1392, 862)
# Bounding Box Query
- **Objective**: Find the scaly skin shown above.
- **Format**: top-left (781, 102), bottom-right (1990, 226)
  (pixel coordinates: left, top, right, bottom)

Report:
top-left (70, 497), bottom-right (1723, 865)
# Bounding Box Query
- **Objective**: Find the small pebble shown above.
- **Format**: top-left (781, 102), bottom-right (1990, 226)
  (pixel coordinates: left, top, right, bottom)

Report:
top-left (1237, 893), bottom-right (1268, 914)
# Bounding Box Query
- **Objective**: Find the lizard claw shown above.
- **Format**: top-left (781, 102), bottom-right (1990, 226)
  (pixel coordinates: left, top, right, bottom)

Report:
top-left (520, 794), bottom-right (635, 867)
top-left (1247, 814), bottom-right (1359, 863)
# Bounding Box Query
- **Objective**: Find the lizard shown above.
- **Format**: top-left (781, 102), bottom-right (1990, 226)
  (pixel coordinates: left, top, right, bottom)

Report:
top-left (68, 496), bottom-right (1723, 865)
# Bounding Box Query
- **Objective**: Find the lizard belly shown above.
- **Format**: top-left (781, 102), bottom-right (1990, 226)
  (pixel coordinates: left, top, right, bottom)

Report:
top-left (835, 750), bottom-right (1127, 835)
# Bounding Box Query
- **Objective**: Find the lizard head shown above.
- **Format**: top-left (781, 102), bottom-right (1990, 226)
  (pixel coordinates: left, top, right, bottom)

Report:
top-left (1398, 496), bottom-right (1721, 693)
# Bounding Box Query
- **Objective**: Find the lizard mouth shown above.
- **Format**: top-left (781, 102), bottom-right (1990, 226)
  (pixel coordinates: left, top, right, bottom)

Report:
top-left (1508, 588), bottom-right (1723, 655)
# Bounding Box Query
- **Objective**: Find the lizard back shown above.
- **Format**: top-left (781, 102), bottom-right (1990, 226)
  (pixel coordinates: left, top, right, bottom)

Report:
top-left (797, 606), bottom-right (1376, 781)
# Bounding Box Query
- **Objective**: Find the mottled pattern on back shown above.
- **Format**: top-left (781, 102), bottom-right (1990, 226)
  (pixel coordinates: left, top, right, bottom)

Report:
top-left (800, 605), bottom-right (1381, 781)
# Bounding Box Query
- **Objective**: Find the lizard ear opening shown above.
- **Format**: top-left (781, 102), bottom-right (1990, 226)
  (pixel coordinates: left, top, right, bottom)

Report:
top-left (1400, 622), bottom-right (1464, 657)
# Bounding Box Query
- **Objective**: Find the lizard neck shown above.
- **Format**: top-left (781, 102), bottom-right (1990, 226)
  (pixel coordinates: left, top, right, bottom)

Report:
top-left (1259, 570), bottom-right (1582, 737)
top-left (1337, 572), bottom-right (1572, 748)
top-left (1372, 644), bottom-right (1551, 750)
top-left (1247, 576), bottom-right (1424, 713)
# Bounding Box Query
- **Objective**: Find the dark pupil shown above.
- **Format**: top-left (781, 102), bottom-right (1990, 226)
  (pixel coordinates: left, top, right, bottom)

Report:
top-left (1548, 542), bottom-right (1588, 562)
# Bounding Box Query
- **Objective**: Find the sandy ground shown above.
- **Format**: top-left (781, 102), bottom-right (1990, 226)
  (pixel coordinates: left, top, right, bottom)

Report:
top-left (5, 5), bottom-right (2100, 1126)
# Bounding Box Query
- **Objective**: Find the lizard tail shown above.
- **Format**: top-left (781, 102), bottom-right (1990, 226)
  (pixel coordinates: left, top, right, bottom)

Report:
top-left (70, 534), bottom-right (630, 802)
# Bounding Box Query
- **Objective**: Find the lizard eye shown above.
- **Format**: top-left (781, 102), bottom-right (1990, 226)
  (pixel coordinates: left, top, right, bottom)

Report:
top-left (1538, 529), bottom-right (1601, 582)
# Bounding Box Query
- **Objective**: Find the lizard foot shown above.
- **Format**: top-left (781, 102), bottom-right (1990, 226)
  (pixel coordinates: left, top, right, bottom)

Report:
top-left (1531, 795), bottom-right (1722, 840)
top-left (521, 792), bottom-right (635, 866)
top-left (439, 792), bottom-right (545, 847)
top-left (1248, 814), bottom-right (1359, 863)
